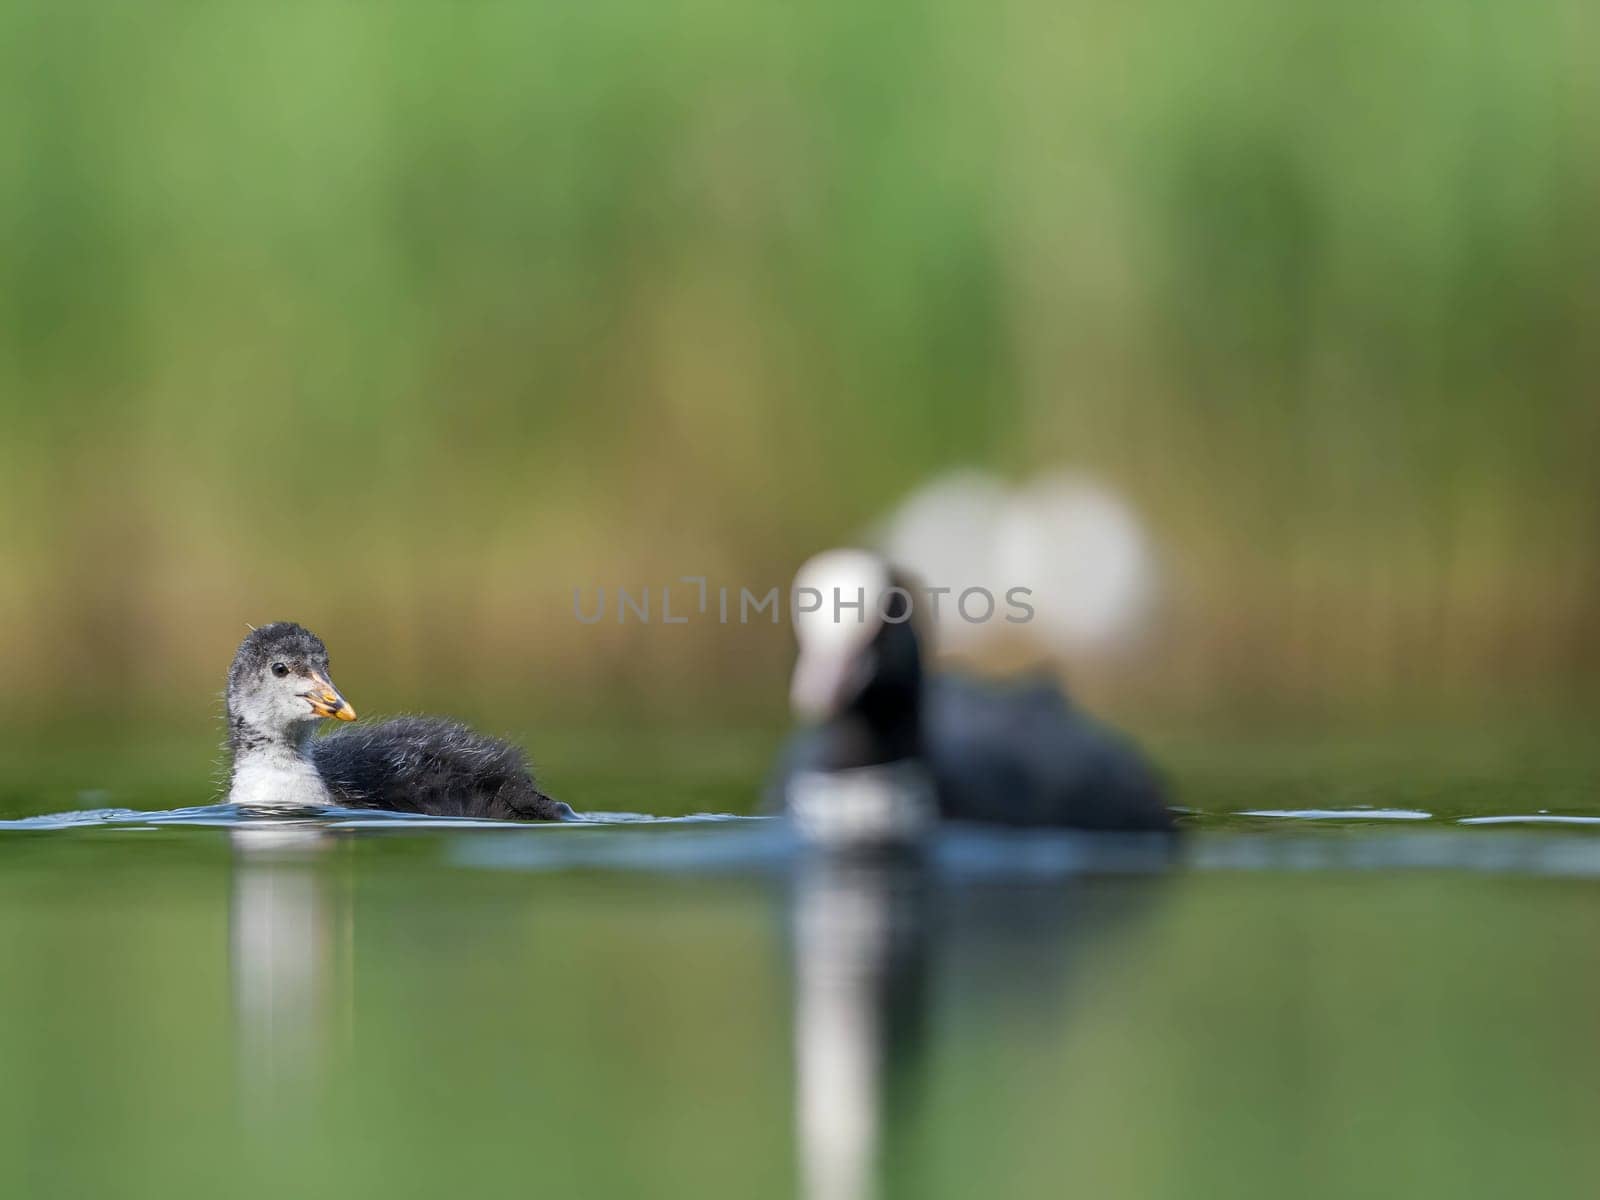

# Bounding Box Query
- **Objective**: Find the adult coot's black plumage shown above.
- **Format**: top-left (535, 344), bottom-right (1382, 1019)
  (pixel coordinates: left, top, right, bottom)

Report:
top-left (773, 550), bottom-right (1173, 836)
top-left (224, 622), bottom-right (567, 821)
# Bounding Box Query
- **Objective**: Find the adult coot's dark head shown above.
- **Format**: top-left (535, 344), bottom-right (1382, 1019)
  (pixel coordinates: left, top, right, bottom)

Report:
top-left (790, 549), bottom-right (924, 758)
top-left (783, 550), bottom-right (938, 844)
top-left (226, 622), bottom-right (356, 750)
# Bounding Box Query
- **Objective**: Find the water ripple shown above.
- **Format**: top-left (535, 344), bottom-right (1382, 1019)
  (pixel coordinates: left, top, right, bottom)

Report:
top-left (7, 804), bottom-right (1600, 880)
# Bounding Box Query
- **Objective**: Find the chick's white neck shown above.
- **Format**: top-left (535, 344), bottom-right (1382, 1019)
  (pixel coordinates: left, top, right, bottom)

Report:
top-left (228, 731), bottom-right (332, 810)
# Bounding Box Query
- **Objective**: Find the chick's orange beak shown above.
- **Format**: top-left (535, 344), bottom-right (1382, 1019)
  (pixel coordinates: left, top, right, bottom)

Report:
top-left (306, 671), bottom-right (356, 721)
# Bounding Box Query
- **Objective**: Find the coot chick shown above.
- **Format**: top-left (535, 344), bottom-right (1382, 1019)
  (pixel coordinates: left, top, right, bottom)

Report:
top-left (225, 622), bottom-right (567, 821)
top-left (773, 550), bottom-right (1173, 835)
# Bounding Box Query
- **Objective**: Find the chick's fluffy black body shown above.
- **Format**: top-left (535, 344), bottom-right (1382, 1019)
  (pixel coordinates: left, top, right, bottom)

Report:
top-left (312, 717), bottom-right (566, 821)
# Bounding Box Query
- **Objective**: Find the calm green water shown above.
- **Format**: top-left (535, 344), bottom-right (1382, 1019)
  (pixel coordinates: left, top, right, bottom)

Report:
top-left (4, 746), bottom-right (1600, 1199)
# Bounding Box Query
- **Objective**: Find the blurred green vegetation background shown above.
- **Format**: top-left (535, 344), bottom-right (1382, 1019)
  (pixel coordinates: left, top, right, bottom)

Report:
top-left (1, 0), bottom-right (1596, 765)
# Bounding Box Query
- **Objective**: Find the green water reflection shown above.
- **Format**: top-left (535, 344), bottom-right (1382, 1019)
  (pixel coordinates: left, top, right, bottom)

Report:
top-left (3, 808), bottom-right (1600, 1200)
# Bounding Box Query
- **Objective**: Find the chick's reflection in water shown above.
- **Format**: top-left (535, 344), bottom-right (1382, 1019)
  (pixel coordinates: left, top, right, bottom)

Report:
top-left (789, 837), bottom-right (1171, 1200)
top-left (229, 826), bottom-right (351, 1108)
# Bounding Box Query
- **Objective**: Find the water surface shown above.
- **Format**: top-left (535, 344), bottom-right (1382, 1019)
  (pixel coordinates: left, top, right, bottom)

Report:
top-left (4, 761), bottom-right (1600, 1199)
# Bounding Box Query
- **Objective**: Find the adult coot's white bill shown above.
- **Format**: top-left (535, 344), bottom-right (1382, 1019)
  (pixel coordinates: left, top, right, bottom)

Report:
top-left (224, 622), bottom-right (567, 821)
top-left (773, 550), bottom-right (1173, 836)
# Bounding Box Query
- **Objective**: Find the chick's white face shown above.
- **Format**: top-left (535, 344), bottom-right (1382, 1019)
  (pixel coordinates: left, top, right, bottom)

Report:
top-left (231, 653), bottom-right (355, 735)
top-left (790, 549), bottom-right (890, 721)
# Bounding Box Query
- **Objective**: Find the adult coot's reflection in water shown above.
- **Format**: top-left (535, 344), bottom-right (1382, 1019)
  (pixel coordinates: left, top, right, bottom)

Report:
top-left (788, 838), bottom-right (1171, 1200)
top-left (772, 551), bottom-right (1174, 842)
top-left (792, 854), bottom-right (932, 1200)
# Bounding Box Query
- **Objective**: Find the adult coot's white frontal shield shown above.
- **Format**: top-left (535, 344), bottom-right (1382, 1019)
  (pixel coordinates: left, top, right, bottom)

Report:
top-left (789, 549), bottom-right (891, 722)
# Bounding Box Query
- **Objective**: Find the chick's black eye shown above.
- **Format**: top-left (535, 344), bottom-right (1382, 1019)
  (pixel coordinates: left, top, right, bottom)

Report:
top-left (270, 662), bottom-right (289, 678)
